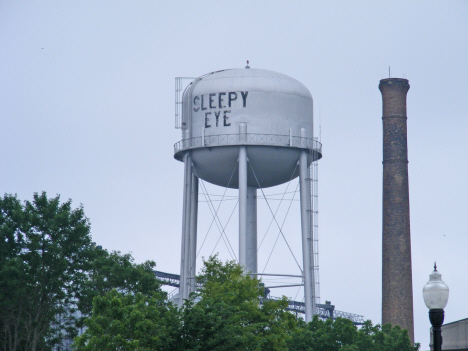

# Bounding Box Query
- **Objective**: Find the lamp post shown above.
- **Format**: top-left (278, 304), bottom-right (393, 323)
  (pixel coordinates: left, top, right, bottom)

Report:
top-left (423, 263), bottom-right (449, 351)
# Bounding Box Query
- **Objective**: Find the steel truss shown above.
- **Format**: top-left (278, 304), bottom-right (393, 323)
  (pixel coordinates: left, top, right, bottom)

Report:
top-left (154, 270), bottom-right (365, 325)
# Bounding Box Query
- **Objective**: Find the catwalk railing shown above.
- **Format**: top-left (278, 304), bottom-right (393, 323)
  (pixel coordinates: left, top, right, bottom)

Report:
top-left (174, 133), bottom-right (322, 155)
top-left (154, 270), bottom-right (364, 325)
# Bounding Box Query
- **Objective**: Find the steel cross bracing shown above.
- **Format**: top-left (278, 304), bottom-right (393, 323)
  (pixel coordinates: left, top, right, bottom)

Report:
top-left (154, 270), bottom-right (365, 325)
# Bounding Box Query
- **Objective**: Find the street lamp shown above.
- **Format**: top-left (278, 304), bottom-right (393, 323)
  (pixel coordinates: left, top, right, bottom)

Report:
top-left (423, 263), bottom-right (449, 351)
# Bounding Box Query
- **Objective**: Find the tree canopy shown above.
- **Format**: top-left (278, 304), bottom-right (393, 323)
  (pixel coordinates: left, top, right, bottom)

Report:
top-left (1, 193), bottom-right (420, 351)
top-left (0, 192), bottom-right (94, 351)
top-left (288, 316), bottom-right (420, 351)
top-left (75, 256), bottom-right (296, 351)
top-left (180, 256), bottom-right (296, 351)
top-left (76, 248), bottom-right (162, 328)
top-left (75, 255), bottom-right (419, 351)
top-left (74, 290), bottom-right (180, 351)
top-left (0, 192), bottom-right (163, 351)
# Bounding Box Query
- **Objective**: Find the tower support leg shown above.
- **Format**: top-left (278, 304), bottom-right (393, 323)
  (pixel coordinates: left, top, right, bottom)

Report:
top-left (188, 174), bottom-right (198, 293)
top-left (300, 149), bottom-right (315, 321)
top-left (246, 186), bottom-right (257, 273)
top-left (239, 145), bottom-right (248, 269)
top-left (179, 153), bottom-right (192, 304)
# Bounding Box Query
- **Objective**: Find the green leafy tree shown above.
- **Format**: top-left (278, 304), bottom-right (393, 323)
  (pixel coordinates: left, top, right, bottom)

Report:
top-left (75, 256), bottom-right (297, 351)
top-left (287, 317), bottom-right (420, 351)
top-left (74, 290), bottom-right (181, 351)
top-left (355, 321), bottom-right (420, 351)
top-left (73, 250), bottom-right (182, 350)
top-left (76, 248), bottom-right (162, 329)
top-left (0, 192), bottom-right (94, 351)
top-left (0, 192), bottom-right (175, 350)
top-left (181, 256), bottom-right (296, 351)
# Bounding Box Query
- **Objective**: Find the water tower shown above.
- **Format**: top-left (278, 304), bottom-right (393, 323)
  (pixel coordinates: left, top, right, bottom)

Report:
top-left (174, 66), bottom-right (322, 321)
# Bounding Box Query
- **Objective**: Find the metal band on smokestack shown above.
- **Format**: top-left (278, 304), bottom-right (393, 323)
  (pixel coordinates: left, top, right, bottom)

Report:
top-left (379, 78), bottom-right (414, 343)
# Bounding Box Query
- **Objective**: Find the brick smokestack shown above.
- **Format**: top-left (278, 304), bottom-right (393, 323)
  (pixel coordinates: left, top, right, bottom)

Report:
top-left (379, 78), bottom-right (414, 343)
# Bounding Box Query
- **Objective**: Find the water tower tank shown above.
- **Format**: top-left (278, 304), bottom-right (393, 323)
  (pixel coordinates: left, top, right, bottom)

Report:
top-left (175, 67), bottom-right (322, 322)
top-left (174, 68), bottom-right (321, 188)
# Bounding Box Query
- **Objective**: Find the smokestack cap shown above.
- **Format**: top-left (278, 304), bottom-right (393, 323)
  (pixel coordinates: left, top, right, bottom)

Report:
top-left (379, 78), bottom-right (410, 91)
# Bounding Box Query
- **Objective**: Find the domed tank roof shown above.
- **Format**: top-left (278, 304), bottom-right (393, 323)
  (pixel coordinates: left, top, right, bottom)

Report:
top-left (192, 68), bottom-right (312, 100)
top-left (182, 67), bottom-right (314, 141)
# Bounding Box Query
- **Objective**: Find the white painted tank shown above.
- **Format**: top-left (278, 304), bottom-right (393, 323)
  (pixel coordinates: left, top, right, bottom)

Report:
top-left (174, 68), bottom-right (321, 188)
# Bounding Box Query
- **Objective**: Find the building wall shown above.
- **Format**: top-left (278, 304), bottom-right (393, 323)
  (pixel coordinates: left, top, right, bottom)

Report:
top-left (429, 318), bottom-right (468, 351)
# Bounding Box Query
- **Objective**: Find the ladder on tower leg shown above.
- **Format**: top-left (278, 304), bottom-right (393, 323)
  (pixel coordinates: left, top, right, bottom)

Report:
top-left (175, 77), bottom-right (196, 129)
top-left (310, 152), bottom-right (320, 307)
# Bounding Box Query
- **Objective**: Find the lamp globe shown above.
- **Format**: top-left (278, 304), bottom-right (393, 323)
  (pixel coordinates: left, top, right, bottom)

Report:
top-left (423, 263), bottom-right (449, 310)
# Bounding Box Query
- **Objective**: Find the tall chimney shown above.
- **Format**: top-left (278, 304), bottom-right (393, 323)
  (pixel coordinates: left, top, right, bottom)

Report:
top-left (379, 78), bottom-right (414, 343)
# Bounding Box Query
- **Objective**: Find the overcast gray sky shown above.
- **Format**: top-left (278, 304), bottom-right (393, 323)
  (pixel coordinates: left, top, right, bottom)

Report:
top-left (1, 1), bottom-right (467, 347)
